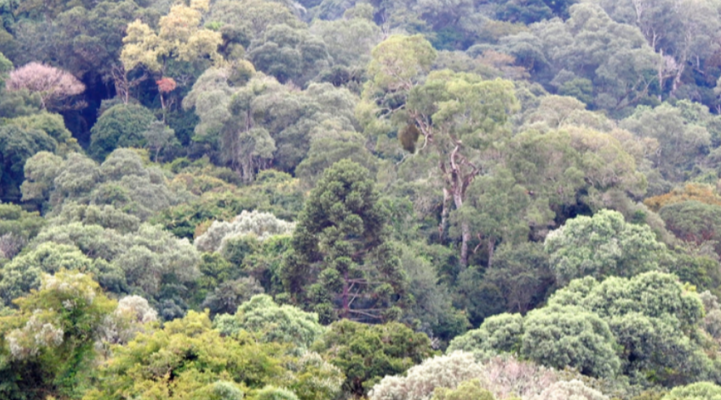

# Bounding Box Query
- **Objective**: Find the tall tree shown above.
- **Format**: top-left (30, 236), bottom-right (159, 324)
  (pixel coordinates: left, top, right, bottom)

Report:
top-left (282, 159), bottom-right (406, 323)
top-left (361, 35), bottom-right (518, 266)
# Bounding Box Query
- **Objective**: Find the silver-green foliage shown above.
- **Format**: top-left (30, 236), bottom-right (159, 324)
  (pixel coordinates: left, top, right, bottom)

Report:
top-left (22, 149), bottom-right (191, 220)
top-left (194, 210), bottom-right (295, 253)
top-left (26, 222), bottom-right (200, 298)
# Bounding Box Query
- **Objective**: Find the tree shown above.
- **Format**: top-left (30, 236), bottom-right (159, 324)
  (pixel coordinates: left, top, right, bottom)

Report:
top-left (621, 103), bottom-right (711, 183)
top-left (142, 121), bottom-right (177, 162)
top-left (0, 203), bottom-right (45, 259)
top-left (214, 294), bottom-right (325, 349)
top-left (84, 310), bottom-right (342, 400)
top-left (5, 62), bottom-right (85, 111)
top-left (200, 276), bottom-right (264, 316)
top-left (595, 0), bottom-right (721, 99)
top-left (0, 124), bottom-right (57, 202)
top-left (248, 24), bottom-right (330, 86)
top-left (550, 272), bottom-right (714, 386)
top-left (536, 380), bottom-right (609, 400)
top-left (194, 210), bottom-right (295, 253)
top-left (309, 8), bottom-right (382, 68)
top-left (499, 3), bottom-right (659, 113)
top-left (120, 0), bottom-right (223, 75)
top-left (295, 129), bottom-right (377, 189)
top-left (22, 149), bottom-right (187, 221)
top-left (432, 379), bottom-right (495, 400)
top-left (89, 104), bottom-right (156, 161)
top-left (663, 382), bottom-right (721, 400)
top-left (659, 201), bottom-right (721, 256)
top-left (503, 127), bottom-right (647, 232)
top-left (521, 305), bottom-right (620, 379)
top-left (484, 242), bottom-right (554, 314)
top-left (313, 319), bottom-right (436, 397)
top-left (450, 167), bottom-right (530, 267)
top-left (544, 209), bottom-right (666, 285)
top-left (0, 271), bottom-right (116, 400)
top-left (645, 184), bottom-right (721, 212)
top-left (282, 160), bottom-right (406, 323)
top-left (0, 242), bottom-right (97, 305)
top-left (369, 351), bottom-right (568, 400)
top-left (362, 35), bottom-right (519, 266)
top-left (396, 244), bottom-right (469, 344)
top-left (368, 352), bottom-right (484, 400)
top-left (447, 313), bottom-right (525, 359)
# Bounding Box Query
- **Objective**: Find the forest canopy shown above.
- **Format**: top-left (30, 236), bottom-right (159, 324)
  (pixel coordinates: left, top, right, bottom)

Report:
top-left (4, 0), bottom-right (721, 399)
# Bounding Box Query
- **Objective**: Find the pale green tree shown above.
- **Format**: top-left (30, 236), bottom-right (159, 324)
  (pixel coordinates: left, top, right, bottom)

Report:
top-left (214, 294), bottom-right (324, 349)
top-left (544, 209), bottom-right (665, 285)
top-left (663, 382), bottom-right (721, 400)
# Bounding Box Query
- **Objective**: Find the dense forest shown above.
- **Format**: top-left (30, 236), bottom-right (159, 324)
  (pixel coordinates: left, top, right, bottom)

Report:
top-left (5, 0), bottom-right (721, 399)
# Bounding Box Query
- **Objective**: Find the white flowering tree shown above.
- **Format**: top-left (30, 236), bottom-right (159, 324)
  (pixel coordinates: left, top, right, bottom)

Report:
top-left (194, 209), bottom-right (295, 253)
top-left (0, 271), bottom-right (116, 398)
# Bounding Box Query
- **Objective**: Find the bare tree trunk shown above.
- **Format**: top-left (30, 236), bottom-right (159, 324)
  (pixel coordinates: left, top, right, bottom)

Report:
top-left (452, 186), bottom-right (470, 267)
top-left (439, 188), bottom-right (451, 239)
top-left (159, 92), bottom-right (166, 123)
top-left (460, 221), bottom-right (470, 267)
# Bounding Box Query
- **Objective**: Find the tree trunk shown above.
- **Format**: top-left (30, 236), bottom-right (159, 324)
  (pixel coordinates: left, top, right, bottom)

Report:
top-left (452, 186), bottom-right (470, 267)
top-left (341, 272), bottom-right (349, 319)
top-left (159, 92), bottom-right (166, 123)
top-left (439, 188), bottom-right (451, 240)
top-left (460, 221), bottom-right (470, 267)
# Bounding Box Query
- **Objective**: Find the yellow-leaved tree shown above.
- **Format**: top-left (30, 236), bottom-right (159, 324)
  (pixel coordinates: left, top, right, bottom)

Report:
top-left (120, 0), bottom-right (223, 75)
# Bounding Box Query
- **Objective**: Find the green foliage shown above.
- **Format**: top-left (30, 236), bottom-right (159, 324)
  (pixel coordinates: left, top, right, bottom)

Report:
top-left (0, 124), bottom-right (56, 202)
top-left (544, 209), bottom-right (665, 285)
top-left (89, 104), bottom-right (156, 161)
top-left (522, 305), bottom-right (620, 379)
top-left (550, 272), bottom-right (713, 386)
top-left (84, 310), bottom-right (287, 399)
top-left (447, 313), bottom-right (524, 358)
top-left (214, 294), bottom-right (324, 350)
top-left (431, 379), bottom-right (495, 400)
top-left (663, 382), bottom-right (721, 400)
top-left (0, 202), bottom-right (44, 255)
top-left (283, 160), bottom-right (406, 323)
top-left (0, 271), bottom-right (116, 399)
top-left (0, 242), bottom-right (96, 304)
top-left (622, 103), bottom-right (712, 184)
top-left (313, 319), bottom-right (436, 397)
top-left (22, 149), bottom-right (187, 221)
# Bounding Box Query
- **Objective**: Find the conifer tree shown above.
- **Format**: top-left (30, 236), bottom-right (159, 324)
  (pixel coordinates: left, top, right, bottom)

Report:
top-left (282, 159), bottom-right (406, 323)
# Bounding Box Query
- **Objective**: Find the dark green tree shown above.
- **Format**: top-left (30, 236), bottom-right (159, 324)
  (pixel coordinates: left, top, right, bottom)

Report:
top-left (0, 124), bottom-right (56, 202)
top-left (312, 319), bottom-right (436, 397)
top-left (88, 104), bottom-right (156, 161)
top-left (282, 159), bottom-right (406, 323)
